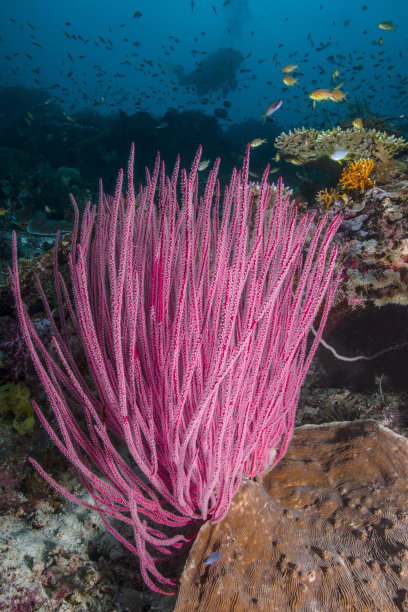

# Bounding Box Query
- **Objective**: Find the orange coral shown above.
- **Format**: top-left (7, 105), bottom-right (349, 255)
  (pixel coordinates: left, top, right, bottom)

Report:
top-left (317, 187), bottom-right (350, 210)
top-left (317, 187), bottom-right (341, 209)
top-left (339, 159), bottom-right (375, 193)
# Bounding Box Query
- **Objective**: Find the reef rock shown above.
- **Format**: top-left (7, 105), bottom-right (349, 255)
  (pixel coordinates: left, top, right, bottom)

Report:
top-left (175, 420), bottom-right (408, 611)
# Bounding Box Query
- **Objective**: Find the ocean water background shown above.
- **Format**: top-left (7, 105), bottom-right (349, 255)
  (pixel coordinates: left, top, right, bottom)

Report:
top-left (0, 0), bottom-right (406, 131)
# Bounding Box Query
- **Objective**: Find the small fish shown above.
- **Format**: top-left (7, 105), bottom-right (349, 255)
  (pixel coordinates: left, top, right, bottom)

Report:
top-left (198, 159), bottom-right (210, 171)
top-left (329, 89), bottom-right (347, 102)
top-left (378, 21), bottom-right (397, 31)
top-left (287, 157), bottom-right (303, 165)
top-left (133, 11), bottom-right (143, 18)
top-left (261, 99), bottom-right (283, 122)
top-left (352, 117), bottom-right (363, 129)
top-left (250, 138), bottom-right (267, 148)
top-left (281, 64), bottom-right (298, 74)
top-left (155, 122), bottom-right (168, 129)
top-left (330, 146), bottom-right (350, 163)
top-left (204, 551), bottom-right (222, 565)
top-left (379, 37), bottom-right (383, 45)
top-left (283, 75), bottom-right (298, 86)
top-left (0, 206), bottom-right (10, 216)
top-left (63, 112), bottom-right (75, 122)
top-left (275, 153), bottom-right (280, 162)
top-left (331, 69), bottom-right (339, 81)
top-left (309, 88), bottom-right (332, 101)
top-left (269, 167), bottom-right (279, 174)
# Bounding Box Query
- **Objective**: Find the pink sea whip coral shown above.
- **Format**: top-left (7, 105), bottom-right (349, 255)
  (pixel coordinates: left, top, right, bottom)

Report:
top-left (10, 144), bottom-right (341, 593)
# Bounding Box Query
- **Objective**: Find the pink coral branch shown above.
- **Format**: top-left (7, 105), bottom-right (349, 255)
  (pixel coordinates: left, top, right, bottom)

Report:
top-left (10, 143), bottom-right (341, 592)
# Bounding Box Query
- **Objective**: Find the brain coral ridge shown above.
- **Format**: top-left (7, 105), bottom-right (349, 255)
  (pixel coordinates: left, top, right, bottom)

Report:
top-left (274, 126), bottom-right (407, 164)
top-left (175, 420), bottom-right (408, 612)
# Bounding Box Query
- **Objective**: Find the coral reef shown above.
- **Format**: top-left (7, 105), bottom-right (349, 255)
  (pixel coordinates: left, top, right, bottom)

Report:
top-left (274, 126), bottom-right (407, 165)
top-left (339, 159), bottom-right (375, 193)
top-left (316, 159), bottom-right (375, 210)
top-left (323, 177), bottom-right (408, 308)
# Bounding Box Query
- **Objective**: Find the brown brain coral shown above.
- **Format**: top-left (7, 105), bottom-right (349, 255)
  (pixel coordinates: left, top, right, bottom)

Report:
top-left (175, 420), bottom-right (408, 611)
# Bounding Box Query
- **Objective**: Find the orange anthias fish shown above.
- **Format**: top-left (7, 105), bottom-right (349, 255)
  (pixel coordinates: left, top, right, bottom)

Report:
top-left (329, 89), bottom-right (347, 102)
top-left (309, 88), bottom-right (333, 101)
top-left (309, 88), bottom-right (347, 102)
top-left (283, 75), bottom-right (298, 86)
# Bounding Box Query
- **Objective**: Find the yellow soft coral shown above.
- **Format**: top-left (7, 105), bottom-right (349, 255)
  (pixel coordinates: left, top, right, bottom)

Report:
top-left (317, 187), bottom-right (341, 209)
top-left (339, 159), bottom-right (375, 193)
top-left (317, 188), bottom-right (351, 210)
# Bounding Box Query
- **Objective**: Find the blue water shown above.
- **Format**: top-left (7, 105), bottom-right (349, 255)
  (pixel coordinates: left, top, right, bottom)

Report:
top-left (1, 0), bottom-right (406, 131)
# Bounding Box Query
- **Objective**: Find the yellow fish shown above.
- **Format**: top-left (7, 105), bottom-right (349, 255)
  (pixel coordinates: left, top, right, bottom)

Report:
top-left (329, 89), bottom-right (347, 102)
top-left (378, 21), bottom-right (397, 31)
top-left (283, 75), bottom-right (298, 86)
top-left (250, 138), bottom-right (267, 148)
top-left (309, 88), bottom-right (332, 101)
top-left (281, 64), bottom-right (298, 74)
top-left (287, 157), bottom-right (303, 165)
top-left (198, 159), bottom-right (210, 171)
top-left (331, 69), bottom-right (339, 81)
top-left (352, 117), bottom-right (363, 129)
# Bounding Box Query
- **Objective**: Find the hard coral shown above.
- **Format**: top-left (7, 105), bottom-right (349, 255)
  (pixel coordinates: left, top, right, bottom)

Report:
top-left (339, 159), bottom-right (375, 193)
top-left (274, 126), bottom-right (407, 165)
top-left (175, 421), bottom-right (408, 611)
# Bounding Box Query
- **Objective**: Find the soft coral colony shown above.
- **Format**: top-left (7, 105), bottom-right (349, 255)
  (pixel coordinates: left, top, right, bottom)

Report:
top-left (10, 144), bottom-right (341, 593)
